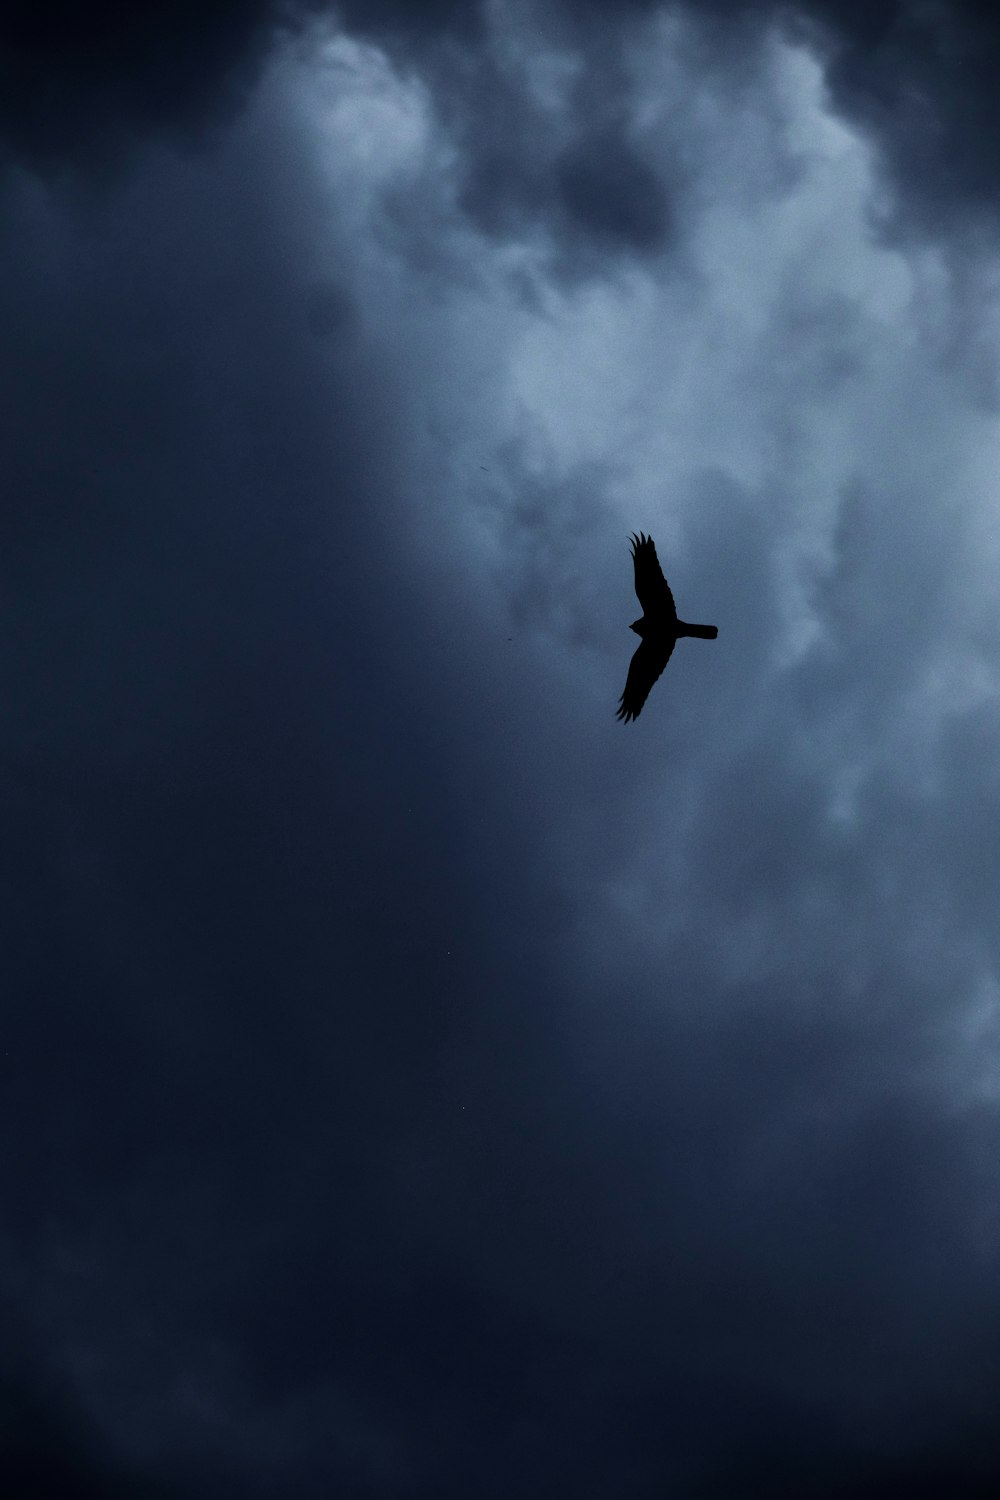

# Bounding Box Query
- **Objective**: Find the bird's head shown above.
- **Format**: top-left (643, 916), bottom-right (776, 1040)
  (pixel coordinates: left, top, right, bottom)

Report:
top-left (630, 618), bottom-right (646, 637)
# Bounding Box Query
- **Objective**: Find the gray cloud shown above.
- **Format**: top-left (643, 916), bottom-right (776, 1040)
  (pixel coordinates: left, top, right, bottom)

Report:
top-left (8, 2), bottom-right (1000, 239)
top-left (0, 0), bottom-right (481, 172)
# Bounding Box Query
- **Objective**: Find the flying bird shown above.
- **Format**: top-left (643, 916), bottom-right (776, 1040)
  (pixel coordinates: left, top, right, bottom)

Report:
top-left (617, 532), bottom-right (717, 722)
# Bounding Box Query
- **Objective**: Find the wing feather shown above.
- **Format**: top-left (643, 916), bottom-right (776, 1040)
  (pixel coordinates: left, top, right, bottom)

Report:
top-left (630, 532), bottom-right (676, 618)
top-left (616, 637), bottom-right (675, 722)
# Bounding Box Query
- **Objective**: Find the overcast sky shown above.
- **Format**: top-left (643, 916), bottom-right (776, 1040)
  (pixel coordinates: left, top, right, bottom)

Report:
top-left (5, 2), bottom-right (1000, 1494)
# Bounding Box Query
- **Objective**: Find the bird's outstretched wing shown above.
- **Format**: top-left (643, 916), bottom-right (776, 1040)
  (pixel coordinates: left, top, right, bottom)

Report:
top-left (630, 532), bottom-right (676, 618)
top-left (616, 637), bottom-right (675, 722)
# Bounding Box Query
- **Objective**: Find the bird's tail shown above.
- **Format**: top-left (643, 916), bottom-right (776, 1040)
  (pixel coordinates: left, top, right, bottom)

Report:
top-left (680, 622), bottom-right (718, 639)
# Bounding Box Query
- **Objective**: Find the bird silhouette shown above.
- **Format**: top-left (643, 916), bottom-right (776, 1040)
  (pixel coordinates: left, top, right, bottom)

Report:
top-left (617, 532), bottom-right (717, 722)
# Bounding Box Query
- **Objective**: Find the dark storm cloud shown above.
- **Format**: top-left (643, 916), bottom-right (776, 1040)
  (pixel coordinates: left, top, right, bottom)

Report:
top-left (0, 95), bottom-right (435, 1487)
top-left (3, 0), bottom-right (676, 270)
top-left (11, 0), bottom-right (1000, 276)
top-left (0, 71), bottom-right (609, 1495)
top-left (455, 110), bottom-right (674, 272)
top-left (0, 0), bottom-right (290, 167)
top-left (438, 44), bottom-right (679, 277)
top-left (794, 0), bottom-right (1000, 230)
top-left (0, 1319), bottom-right (173, 1498)
top-left (564, 0), bottom-right (1000, 233)
top-left (554, 126), bottom-right (671, 251)
top-left (387, 0), bottom-right (1000, 270)
top-left (0, 0), bottom-right (479, 169)
top-left (671, 0), bottom-right (1000, 231)
top-left (9, 0), bottom-right (1000, 235)
top-left (423, 0), bottom-right (1000, 263)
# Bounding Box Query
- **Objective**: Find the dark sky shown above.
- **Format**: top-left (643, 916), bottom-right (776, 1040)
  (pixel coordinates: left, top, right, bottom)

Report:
top-left (5, 2), bottom-right (1000, 1494)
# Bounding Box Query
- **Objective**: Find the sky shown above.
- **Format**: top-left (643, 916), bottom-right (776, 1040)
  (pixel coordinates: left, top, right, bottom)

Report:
top-left (5, 1), bottom-right (1000, 1494)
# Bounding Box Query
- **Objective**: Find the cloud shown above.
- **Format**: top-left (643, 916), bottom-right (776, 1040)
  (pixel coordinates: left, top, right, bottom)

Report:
top-left (0, 0), bottom-right (283, 169)
top-left (788, 0), bottom-right (1000, 231)
top-left (0, 1318), bottom-right (173, 1498)
top-left (0, 0), bottom-right (480, 172)
top-left (8, 1), bottom-right (1000, 242)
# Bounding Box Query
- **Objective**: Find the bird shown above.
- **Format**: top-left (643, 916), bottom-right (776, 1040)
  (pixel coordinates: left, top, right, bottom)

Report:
top-left (617, 532), bottom-right (717, 722)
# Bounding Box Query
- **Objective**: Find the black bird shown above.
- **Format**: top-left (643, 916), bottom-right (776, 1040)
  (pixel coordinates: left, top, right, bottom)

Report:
top-left (617, 532), bottom-right (717, 722)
